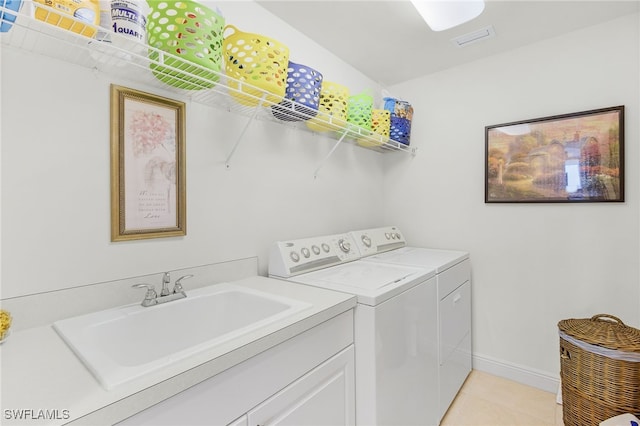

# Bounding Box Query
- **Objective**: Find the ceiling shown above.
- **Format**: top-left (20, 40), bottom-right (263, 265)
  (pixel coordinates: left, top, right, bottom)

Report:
top-left (257, 1), bottom-right (639, 87)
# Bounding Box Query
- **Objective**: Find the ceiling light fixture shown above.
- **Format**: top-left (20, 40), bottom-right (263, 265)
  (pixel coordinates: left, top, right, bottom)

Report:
top-left (410, 0), bottom-right (486, 32)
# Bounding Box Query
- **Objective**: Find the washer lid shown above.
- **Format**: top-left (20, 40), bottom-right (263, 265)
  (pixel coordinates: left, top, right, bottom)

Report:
top-left (287, 261), bottom-right (435, 306)
top-left (368, 247), bottom-right (469, 273)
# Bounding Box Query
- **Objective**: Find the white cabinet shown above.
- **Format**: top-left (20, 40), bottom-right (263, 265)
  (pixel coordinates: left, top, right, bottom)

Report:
top-left (437, 259), bottom-right (472, 421)
top-left (247, 346), bottom-right (354, 426)
top-left (117, 310), bottom-right (354, 426)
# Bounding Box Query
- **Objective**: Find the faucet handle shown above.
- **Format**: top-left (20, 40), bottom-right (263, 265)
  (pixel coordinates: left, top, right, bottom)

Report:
top-left (132, 283), bottom-right (158, 306)
top-left (173, 274), bottom-right (193, 294)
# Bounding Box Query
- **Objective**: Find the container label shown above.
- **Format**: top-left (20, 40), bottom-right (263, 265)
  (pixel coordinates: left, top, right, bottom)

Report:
top-left (111, 1), bottom-right (147, 41)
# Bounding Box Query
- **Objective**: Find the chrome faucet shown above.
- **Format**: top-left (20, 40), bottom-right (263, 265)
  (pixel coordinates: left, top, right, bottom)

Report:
top-left (160, 271), bottom-right (171, 296)
top-left (132, 273), bottom-right (193, 307)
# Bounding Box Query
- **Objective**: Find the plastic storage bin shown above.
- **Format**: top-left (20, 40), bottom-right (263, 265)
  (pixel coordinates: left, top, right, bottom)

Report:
top-left (33, 0), bottom-right (99, 37)
top-left (357, 109), bottom-right (390, 148)
top-left (271, 61), bottom-right (323, 122)
top-left (223, 24), bottom-right (289, 106)
top-left (0, 0), bottom-right (22, 33)
top-left (558, 314), bottom-right (640, 426)
top-left (383, 97), bottom-right (413, 145)
top-left (147, 1), bottom-right (225, 90)
top-left (347, 90), bottom-right (373, 132)
top-left (371, 109), bottom-right (391, 138)
top-left (305, 81), bottom-right (349, 132)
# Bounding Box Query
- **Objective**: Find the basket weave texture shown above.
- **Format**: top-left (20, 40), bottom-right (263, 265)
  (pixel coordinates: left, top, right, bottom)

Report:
top-left (558, 314), bottom-right (640, 426)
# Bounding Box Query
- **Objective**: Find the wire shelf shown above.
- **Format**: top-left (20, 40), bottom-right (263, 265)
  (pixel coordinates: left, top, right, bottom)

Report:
top-left (1, 2), bottom-right (417, 161)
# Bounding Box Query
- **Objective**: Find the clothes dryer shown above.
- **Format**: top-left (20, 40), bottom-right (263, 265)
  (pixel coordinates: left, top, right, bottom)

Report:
top-left (269, 233), bottom-right (439, 426)
top-left (349, 226), bottom-right (472, 422)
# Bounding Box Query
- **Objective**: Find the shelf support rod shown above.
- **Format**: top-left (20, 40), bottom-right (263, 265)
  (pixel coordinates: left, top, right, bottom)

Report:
top-left (313, 128), bottom-right (350, 179)
top-left (225, 93), bottom-right (267, 169)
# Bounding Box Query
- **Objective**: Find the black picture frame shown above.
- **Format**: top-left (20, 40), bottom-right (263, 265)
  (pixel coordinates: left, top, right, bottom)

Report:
top-left (485, 106), bottom-right (624, 203)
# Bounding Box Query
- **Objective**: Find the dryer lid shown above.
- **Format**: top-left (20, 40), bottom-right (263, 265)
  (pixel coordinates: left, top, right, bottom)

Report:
top-left (369, 247), bottom-right (469, 273)
top-left (288, 261), bottom-right (435, 306)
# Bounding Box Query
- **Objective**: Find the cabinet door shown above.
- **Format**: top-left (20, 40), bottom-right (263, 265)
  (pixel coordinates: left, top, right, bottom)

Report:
top-left (247, 345), bottom-right (355, 426)
top-left (116, 311), bottom-right (354, 426)
top-left (439, 281), bottom-right (471, 363)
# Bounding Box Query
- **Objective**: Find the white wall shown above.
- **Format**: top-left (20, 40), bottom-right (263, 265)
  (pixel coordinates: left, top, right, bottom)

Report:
top-left (3, 0), bottom-right (639, 393)
top-left (385, 13), bottom-right (640, 384)
top-left (0, 1), bottom-right (387, 299)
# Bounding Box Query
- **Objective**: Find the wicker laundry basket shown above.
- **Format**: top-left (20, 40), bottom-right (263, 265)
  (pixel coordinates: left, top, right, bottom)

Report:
top-left (558, 314), bottom-right (640, 426)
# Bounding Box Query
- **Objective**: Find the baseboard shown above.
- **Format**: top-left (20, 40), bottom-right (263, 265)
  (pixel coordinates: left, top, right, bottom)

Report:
top-left (472, 353), bottom-right (561, 395)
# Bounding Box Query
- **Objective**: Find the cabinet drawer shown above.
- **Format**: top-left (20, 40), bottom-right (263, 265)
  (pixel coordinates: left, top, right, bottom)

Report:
top-left (439, 281), bottom-right (471, 363)
top-left (438, 259), bottom-right (470, 300)
top-left (247, 345), bottom-right (355, 426)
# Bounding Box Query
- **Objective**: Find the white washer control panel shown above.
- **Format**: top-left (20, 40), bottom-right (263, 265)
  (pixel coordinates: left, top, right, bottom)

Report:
top-left (349, 226), bottom-right (407, 257)
top-left (269, 233), bottom-right (361, 278)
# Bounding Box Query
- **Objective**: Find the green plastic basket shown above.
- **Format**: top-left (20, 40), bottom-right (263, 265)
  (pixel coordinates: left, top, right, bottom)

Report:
top-left (147, 1), bottom-right (224, 90)
top-left (347, 90), bottom-right (373, 132)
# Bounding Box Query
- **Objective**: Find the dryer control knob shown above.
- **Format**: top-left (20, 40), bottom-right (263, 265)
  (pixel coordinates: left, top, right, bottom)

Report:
top-left (361, 235), bottom-right (372, 247)
top-left (321, 243), bottom-right (330, 253)
top-left (301, 247), bottom-right (311, 258)
top-left (290, 251), bottom-right (300, 263)
top-left (385, 232), bottom-right (391, 240)
top-left (338, 239), bottom-right (351, 253)
top-left (312, 245), bottom-right (321, 255)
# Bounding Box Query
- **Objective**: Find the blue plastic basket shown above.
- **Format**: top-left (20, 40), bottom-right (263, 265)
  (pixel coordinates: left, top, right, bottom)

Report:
top-left (383, 97), bottom-right (413, 145)
top-left (0, 0), bottom-right (22, 33)
top-left (390, 116), bottom-right (411, 145)
top-left (272, 61), bottom-right (323, 122)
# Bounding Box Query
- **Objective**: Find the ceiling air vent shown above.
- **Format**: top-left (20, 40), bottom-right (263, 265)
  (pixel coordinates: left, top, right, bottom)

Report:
top-left (451, 25), bottom-right (495, 48)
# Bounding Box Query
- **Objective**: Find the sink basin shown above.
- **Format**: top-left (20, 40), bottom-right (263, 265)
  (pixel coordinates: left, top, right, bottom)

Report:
top-left (53, 282), bottom-right (311, 389)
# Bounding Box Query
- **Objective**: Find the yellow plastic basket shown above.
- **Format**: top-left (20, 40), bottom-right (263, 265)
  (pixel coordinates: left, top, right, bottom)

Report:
top-left (306, 81), bottom-right (350, 132)
top-left (358, 109), bottom-right (389, 147)
top-left (372, 109), bottom-right (391, 137)
top-left (223, 25), bottom-right (289, 106)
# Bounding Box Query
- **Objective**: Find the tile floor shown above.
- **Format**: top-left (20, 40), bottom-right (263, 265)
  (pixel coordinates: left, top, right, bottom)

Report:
top-left (441, 370), bottom-right (564, 426)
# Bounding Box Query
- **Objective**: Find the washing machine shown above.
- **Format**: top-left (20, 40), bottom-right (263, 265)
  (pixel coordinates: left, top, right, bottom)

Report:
top-left (269, 233), bottom-right (439, 426)
top-left (349, 226), bottom-right (472, 422)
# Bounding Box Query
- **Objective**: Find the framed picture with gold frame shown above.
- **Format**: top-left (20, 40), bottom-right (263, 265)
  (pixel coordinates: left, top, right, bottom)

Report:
top-left (110, 85), bottom-right (186, 241)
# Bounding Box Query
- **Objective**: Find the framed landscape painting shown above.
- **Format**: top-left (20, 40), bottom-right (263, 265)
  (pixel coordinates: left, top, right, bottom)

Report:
top-left (485, 106), bottom-right (624, 203)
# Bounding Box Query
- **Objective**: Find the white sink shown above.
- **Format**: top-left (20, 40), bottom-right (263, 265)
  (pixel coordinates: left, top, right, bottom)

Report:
top-left (53, 282), bottom-right (311, 389)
